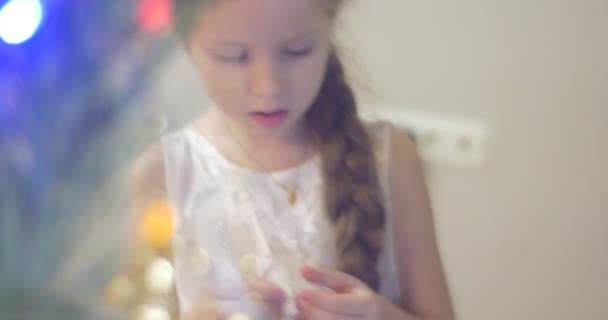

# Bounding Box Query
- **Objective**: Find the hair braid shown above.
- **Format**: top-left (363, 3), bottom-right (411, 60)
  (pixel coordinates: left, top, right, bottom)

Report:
top-left (306, 52), bottom-right (386, 290)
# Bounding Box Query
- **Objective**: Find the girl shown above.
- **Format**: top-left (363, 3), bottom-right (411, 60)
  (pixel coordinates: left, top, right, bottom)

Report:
top-left (131, 0), bottom-right (455, 319)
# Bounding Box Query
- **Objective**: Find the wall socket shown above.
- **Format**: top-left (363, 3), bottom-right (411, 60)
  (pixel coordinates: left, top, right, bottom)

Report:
top-left (361, 107), bottom-right (488, 170)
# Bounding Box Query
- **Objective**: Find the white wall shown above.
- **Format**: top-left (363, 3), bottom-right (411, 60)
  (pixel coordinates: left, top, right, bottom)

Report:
top-left (150, 1), bottom-right (608, 319)
top-left (341, 1), bottom-right (608, 320)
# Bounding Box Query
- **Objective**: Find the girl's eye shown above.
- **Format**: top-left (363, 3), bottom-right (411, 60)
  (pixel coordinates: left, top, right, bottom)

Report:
top-left (282, 46), bottom-right (314, 58)
top-left (210, 49), bottom-right (249, 64)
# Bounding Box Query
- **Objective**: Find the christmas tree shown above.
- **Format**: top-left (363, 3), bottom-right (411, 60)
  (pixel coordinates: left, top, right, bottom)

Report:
top-left (0, 0), bottom-right (174, 318)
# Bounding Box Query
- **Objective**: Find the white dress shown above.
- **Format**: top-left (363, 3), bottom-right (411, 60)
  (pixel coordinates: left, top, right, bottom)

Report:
top-left (161, 120), bottom-right (402, 319)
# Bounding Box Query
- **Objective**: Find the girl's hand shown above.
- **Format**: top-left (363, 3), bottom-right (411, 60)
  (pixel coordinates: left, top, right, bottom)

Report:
top-left (295, 266), bottom-right (381, 320)
top-left (181, 278), bottom-right (287, 320)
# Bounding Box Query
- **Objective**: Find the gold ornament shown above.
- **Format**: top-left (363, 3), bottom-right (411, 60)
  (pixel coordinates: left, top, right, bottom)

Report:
top-left (140, 201), bottom-right (174, 250)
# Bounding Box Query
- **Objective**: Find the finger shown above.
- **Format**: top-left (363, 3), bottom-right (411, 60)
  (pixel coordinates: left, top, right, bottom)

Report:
top-left (292, 313), bottom-right (306, 320)
top-left (297, 289), bottom-right (371, 316)
top-left (199, 281), bottom-right (246, 300)
top-left (187, 280), bottom-right (286, 319)
top-left (246, 278), bottom-right (286, 319)
top-left (247, 278), bottom-right (287, 304)
top-left (181, 297), bottom-right (223, 320)
top-left (200, 279), bottom-right (283, 302)
top-left (300, 265), bottom-right (361, 292)
top-left (297, 299), bottom-right (350, 320)
top-left (186, 298), bottom-right (268, 320)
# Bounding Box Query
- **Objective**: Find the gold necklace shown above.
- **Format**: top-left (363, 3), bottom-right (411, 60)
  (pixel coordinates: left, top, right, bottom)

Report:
top-left (224, 120), bottom-right (310, 206)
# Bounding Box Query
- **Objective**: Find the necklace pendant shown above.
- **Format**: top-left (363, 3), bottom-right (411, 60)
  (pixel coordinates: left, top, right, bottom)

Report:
top-left (287, 185), bottom-right (297, 206)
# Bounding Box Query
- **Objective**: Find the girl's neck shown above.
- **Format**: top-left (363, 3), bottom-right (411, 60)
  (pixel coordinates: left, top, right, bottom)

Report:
top-left (196, 108), bottom-right (317, 172)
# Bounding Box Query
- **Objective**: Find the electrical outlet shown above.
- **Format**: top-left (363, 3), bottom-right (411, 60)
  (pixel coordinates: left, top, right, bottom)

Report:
top-left (362, 107), bottom-right (487, 170)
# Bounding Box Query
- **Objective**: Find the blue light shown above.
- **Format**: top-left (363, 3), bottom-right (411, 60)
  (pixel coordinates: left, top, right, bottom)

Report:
top-left (0, 0), bottom-right (43, 45)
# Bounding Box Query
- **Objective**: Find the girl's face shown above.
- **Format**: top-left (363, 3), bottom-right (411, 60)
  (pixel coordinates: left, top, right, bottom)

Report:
top-left (186, 0), bottom-right (333, 137)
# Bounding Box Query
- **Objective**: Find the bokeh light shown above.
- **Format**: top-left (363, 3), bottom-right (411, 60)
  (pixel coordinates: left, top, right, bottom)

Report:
top-left (0, 0), bottom-right (43, 45)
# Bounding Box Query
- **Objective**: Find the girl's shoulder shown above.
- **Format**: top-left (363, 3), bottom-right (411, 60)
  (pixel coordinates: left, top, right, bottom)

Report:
top-left (130, 143), bottom-right (167, 201)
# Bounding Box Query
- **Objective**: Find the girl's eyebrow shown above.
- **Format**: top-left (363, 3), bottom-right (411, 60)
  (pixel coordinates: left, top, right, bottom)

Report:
top-left (213, 30), bottom-right (319, 47)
